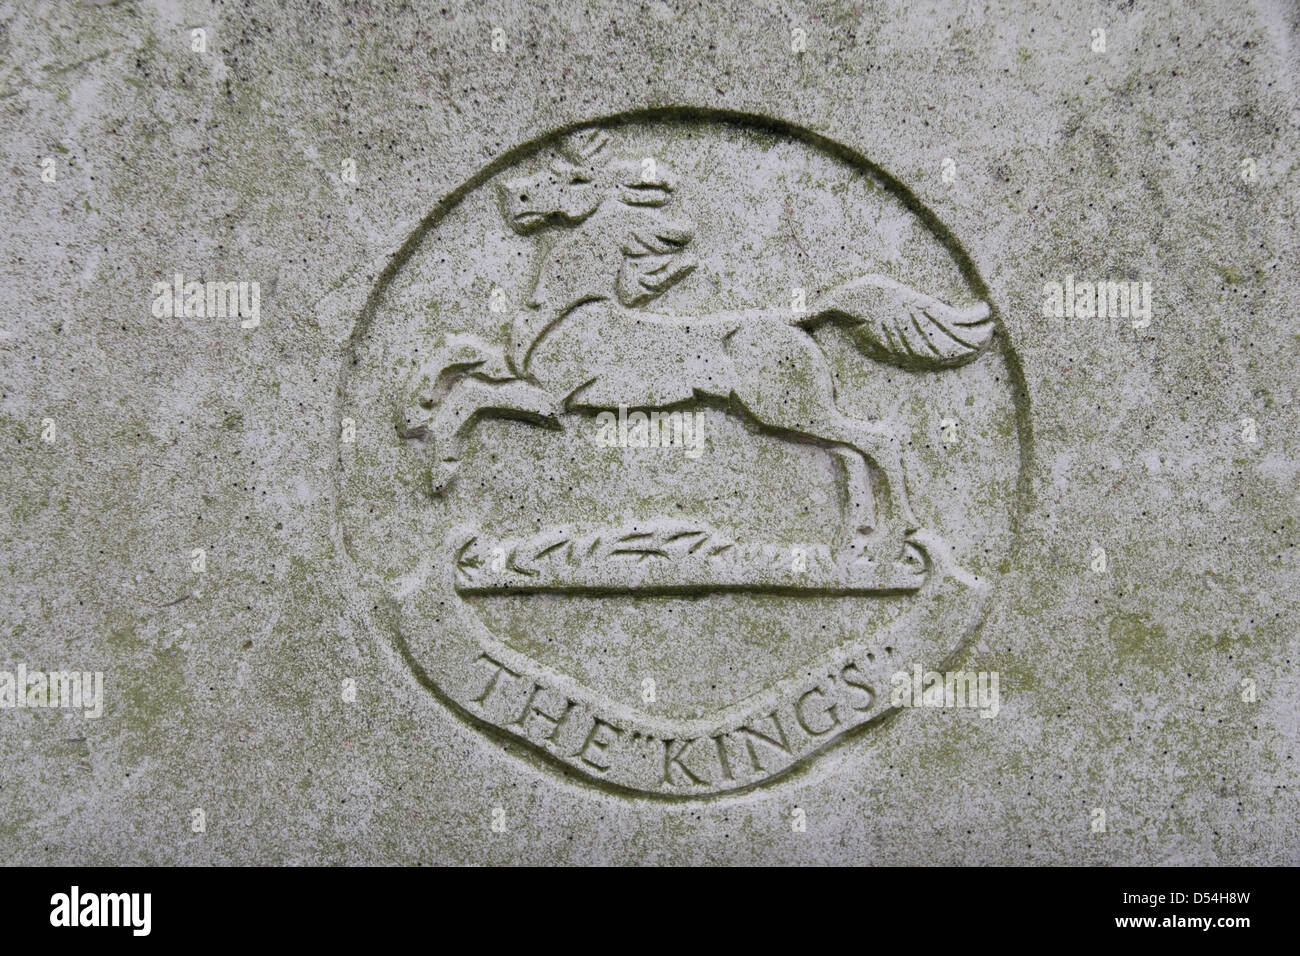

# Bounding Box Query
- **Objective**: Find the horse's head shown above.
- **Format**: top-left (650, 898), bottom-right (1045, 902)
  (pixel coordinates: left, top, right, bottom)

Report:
top-left (498, 131), bottom-right (610, 233)
top-left (499, 130), bottom-right (670, 231)
top-left (498, 129), bottom-right (698, 314)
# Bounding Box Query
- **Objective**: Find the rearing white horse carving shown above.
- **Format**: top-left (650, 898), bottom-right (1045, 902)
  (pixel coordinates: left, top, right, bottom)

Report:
top-left (400, 130), bottom-right (994, 551)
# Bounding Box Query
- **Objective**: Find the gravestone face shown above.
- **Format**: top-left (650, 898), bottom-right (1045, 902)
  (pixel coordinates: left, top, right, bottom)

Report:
top-left (1, 0), bottom-right (1298, 863)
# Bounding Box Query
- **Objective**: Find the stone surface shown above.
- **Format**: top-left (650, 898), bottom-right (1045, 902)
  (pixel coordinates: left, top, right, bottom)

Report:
top-left (0, 0), bottom-right (1297, 863)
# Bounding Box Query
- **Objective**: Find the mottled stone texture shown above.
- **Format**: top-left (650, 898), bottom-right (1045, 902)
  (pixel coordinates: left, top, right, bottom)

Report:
top-left (0, 0), bottom-right (1297, 864)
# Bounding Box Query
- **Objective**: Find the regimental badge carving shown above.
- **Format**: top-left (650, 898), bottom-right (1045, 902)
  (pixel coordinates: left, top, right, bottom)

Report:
top-left (337, 111), bottom-right (1028, 797)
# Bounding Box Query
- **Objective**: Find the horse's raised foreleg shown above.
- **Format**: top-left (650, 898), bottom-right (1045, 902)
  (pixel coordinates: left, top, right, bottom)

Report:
top-left (402, 376), bottom-right (562, 496)
top-left (409, 334), bottom-right (518, 411)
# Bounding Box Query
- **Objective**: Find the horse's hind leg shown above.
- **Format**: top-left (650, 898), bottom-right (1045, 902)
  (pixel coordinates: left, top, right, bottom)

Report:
top-left (762, 407), bottom-right (916, 543)
top-left (828, 413), bottom-right (919, 534)
top-left (722, 321), bottom-right (889, 546)
top-left (832, 448), bottom-right (877, 539)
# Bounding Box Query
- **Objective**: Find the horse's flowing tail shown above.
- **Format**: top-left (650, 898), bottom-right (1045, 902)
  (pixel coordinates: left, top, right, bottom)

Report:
top-left (807, 274), bottom-right (994, 370)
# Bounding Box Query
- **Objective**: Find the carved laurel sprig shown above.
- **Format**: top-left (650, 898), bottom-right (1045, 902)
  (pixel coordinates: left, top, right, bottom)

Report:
top-left (458, 521), bottom-right (740, 579)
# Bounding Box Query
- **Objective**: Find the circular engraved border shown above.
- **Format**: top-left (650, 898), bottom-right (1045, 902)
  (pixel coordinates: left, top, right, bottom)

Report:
top-left (332, 107), bottom-right (1034, 800)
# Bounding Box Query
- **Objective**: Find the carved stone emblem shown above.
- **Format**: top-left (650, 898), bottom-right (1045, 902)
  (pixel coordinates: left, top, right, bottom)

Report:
top-left (337, 112), bottom-right (1027, 796)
